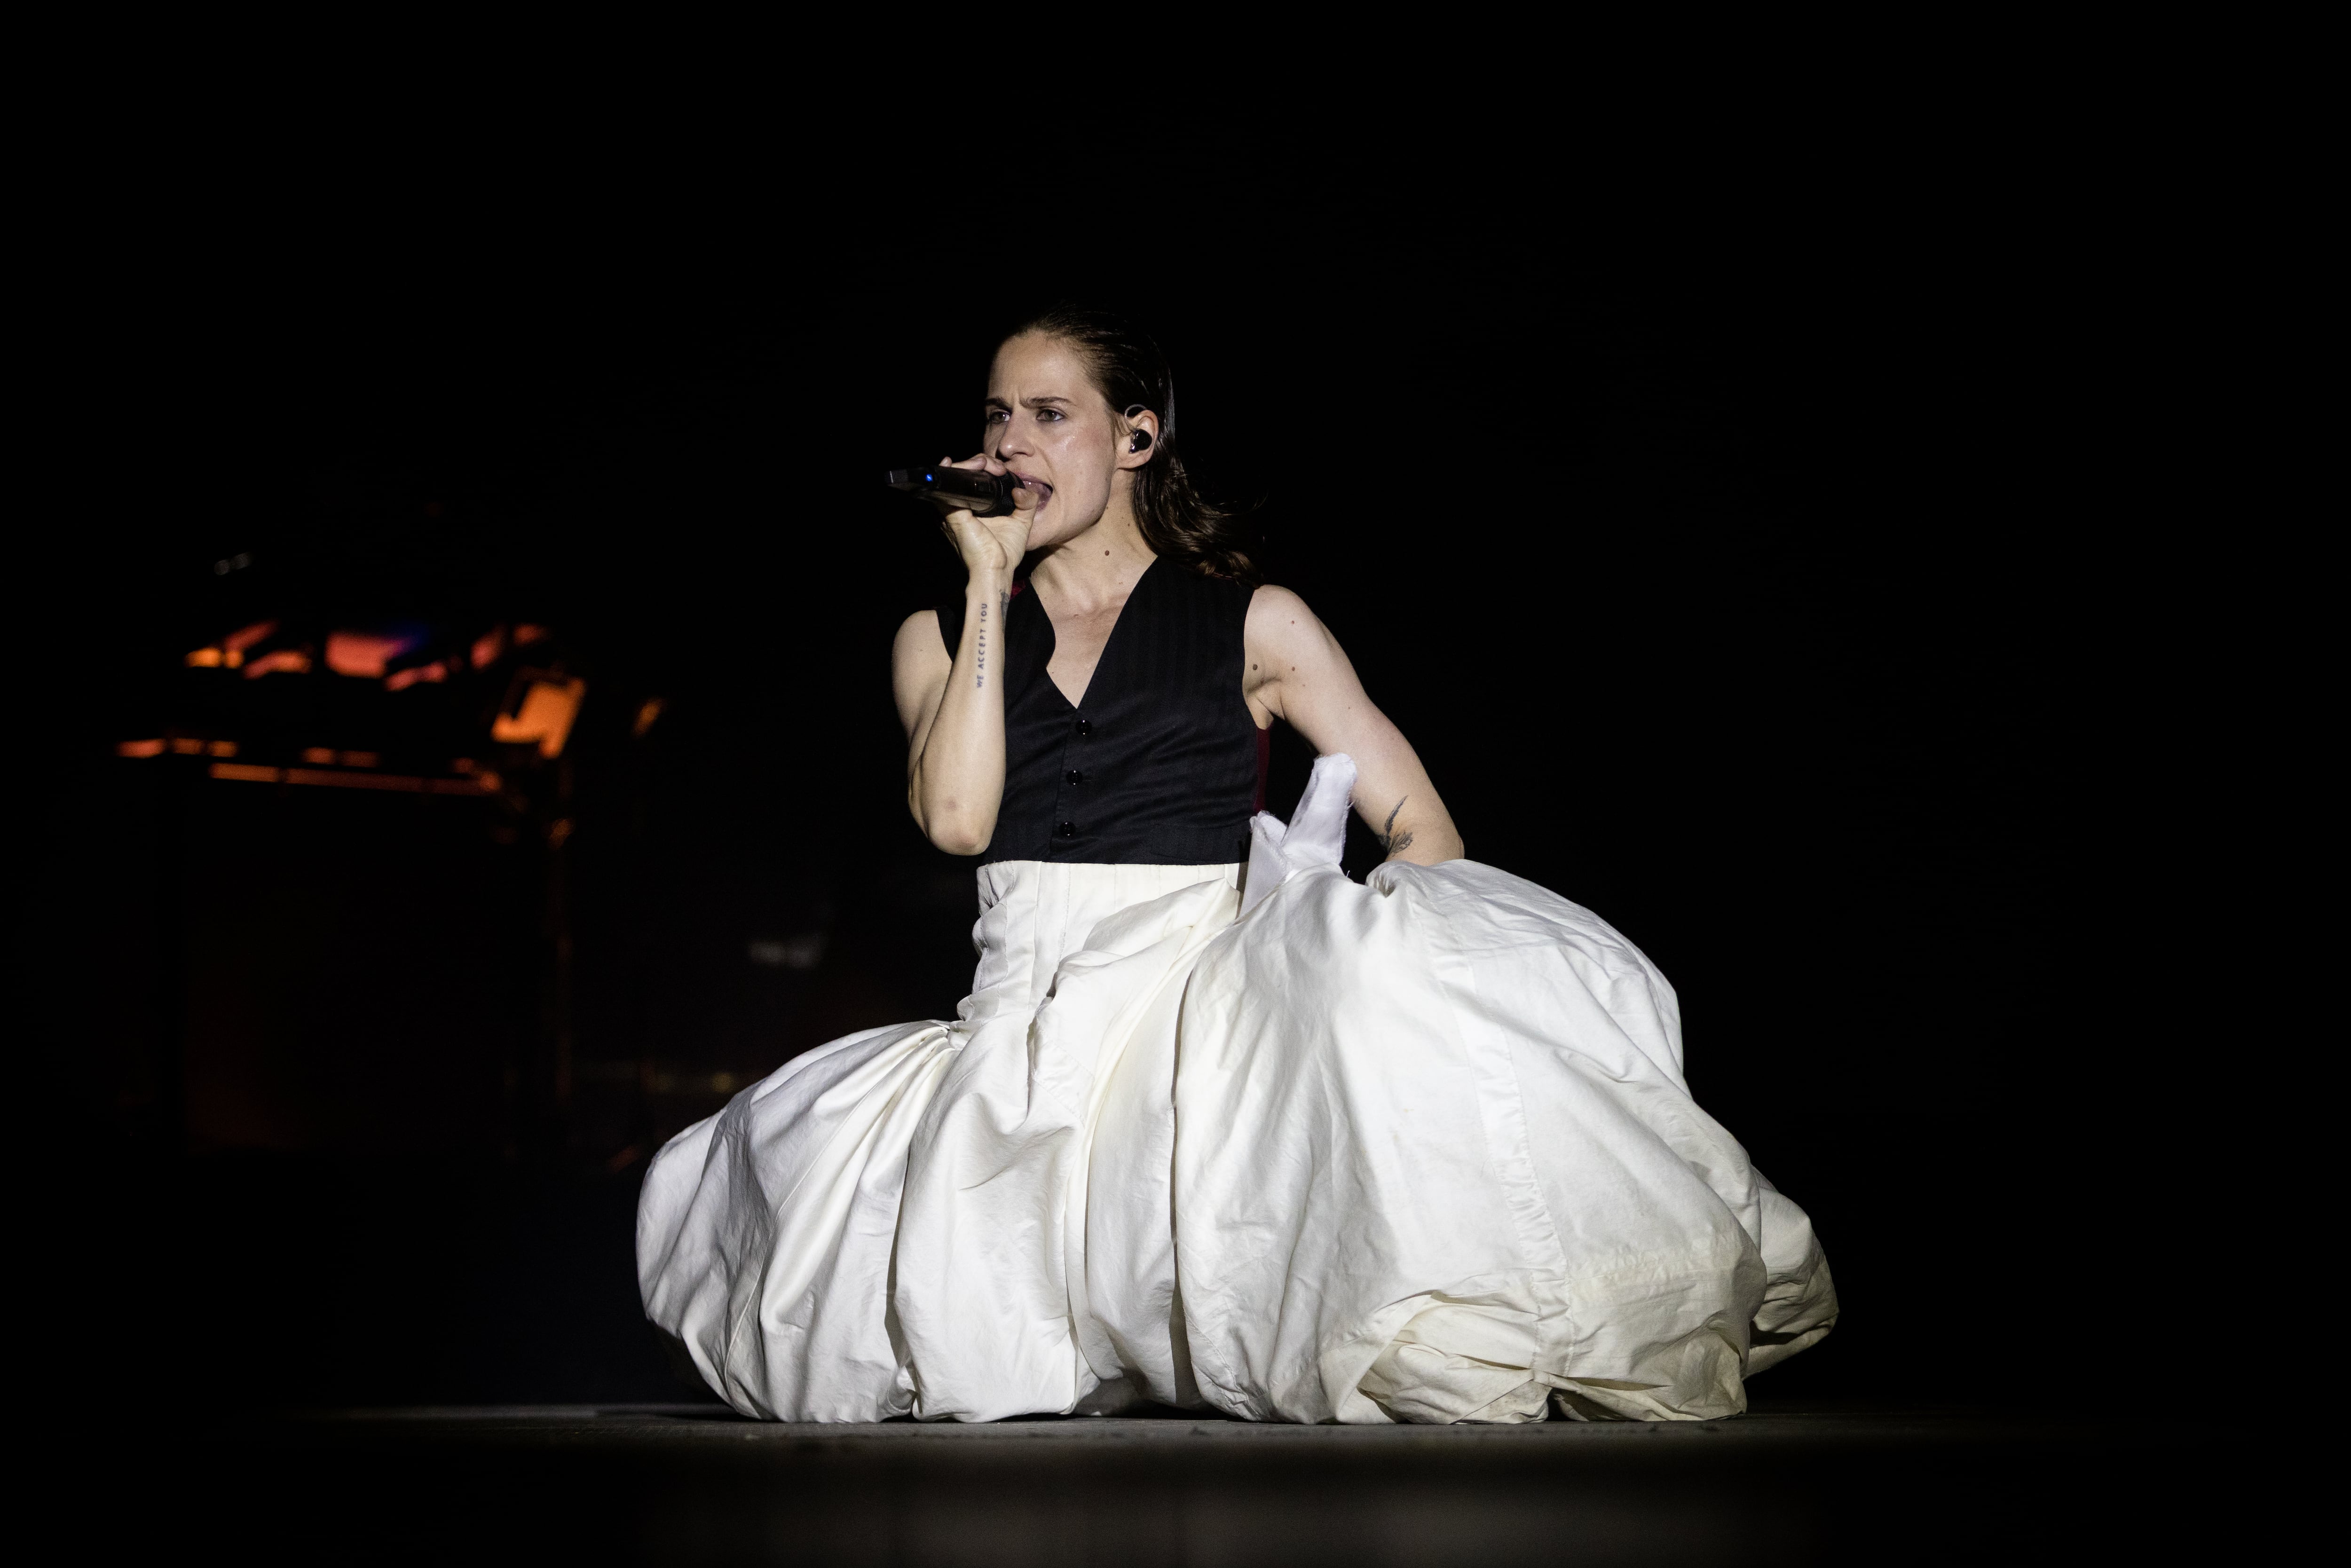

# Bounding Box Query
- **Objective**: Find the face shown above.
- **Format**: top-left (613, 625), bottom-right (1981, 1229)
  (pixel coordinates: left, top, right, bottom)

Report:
top-left (983, 333), bottom-right (1136, 550)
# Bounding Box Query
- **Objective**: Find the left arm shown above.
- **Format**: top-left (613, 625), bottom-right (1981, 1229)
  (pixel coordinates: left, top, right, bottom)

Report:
top-left (1244, 585), bottom-right (1464, 865)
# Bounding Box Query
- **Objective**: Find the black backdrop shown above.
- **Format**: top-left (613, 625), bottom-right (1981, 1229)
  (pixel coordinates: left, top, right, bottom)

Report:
top-left (40, 199), bottom-right (2125, 1413)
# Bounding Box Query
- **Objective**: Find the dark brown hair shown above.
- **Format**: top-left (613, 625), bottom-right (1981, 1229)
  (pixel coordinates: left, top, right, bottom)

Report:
top-left (1003, 306), bottom-right (1259, 583)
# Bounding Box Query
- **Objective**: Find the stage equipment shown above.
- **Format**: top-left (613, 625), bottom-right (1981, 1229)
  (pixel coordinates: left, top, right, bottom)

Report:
top-left (118, 610), bottom-right (629, 1166)
top-left (883, 466), bottom-right (1027, 516)
top-left (493, 672), bottom-right (587, 760)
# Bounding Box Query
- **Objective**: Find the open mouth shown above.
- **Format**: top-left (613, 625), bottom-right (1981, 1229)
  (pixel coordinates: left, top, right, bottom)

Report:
top-left (1012, 473), bottom-right (1053, 509)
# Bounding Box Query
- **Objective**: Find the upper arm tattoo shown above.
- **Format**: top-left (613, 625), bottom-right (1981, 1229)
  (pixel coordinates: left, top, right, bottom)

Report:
top-left (1374, 797), bottom-right (1415, 858)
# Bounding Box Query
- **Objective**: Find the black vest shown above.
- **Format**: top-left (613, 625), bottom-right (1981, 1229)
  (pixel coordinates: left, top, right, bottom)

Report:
top-left (937, 559), bottom-right (1262, 866)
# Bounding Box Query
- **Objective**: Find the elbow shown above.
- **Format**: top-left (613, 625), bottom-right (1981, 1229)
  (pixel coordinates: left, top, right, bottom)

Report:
top-left (907, 767), bottom-right (998, 856)
top-left (930, 827), bottom-right (991, 857)
top-left (920, 800), bottom-right (995, 858)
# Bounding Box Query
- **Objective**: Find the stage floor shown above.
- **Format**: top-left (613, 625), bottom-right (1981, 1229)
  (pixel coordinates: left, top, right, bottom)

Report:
top-left (117, 1396), bottom-right (2213, 1564)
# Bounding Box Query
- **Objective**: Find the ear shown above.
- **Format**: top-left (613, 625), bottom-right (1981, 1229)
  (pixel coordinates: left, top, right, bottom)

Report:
top-left (1115, 403), bottom-right (1162, 471)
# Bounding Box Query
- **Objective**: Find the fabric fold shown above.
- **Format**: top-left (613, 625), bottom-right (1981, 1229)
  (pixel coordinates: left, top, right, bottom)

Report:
top-left (639, 757), bottom-right (1836, 1424)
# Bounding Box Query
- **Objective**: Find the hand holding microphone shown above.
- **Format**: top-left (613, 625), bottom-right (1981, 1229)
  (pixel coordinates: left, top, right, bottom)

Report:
top-left (898, 456), bottom-right (1040, 581)
top-left (884, 407), bottom-right (1152, 577)
top-left (884, 463), bottom-right (1030, 516)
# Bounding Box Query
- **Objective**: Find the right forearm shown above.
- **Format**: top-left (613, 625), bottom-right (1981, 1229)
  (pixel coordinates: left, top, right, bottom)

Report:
top-left (909, 569), bottom-right (1012, 853)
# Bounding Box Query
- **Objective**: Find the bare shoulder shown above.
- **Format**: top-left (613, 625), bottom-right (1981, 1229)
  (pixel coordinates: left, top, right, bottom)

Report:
top-left (1246, 583), bottom-right (1345, 667)
top-left (1245, 583), bottom-right (1330, 653)
top-left (1244, 586), bottom-right (1365, 731)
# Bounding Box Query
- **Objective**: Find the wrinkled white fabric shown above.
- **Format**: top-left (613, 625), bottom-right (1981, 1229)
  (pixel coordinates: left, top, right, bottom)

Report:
top-left (1241, 750), bottom-right (1355, 916)
top-left (639, 755), bottom-right (1836, 1423)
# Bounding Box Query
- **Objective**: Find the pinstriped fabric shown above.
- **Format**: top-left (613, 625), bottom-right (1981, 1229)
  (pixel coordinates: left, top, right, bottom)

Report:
top-left (937, 560), bottom-right (1261, 867)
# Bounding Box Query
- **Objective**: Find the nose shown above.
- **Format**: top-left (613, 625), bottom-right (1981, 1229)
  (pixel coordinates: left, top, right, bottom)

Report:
top-left (987, 413), bottom-right (1032, 469)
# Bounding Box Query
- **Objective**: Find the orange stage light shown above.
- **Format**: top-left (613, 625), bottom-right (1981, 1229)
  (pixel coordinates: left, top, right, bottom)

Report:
top-left (207, 763), bottom-right (493, 795)
top-left (243, 649), bottom-right (311, 678)
top-left (325, 631), bottom-right (415, 678)
top-left (492, 677), bottom-right (586, 759)
top-left (186, 647), bottom-right (224, 668)
top-left (223, 620), bottom-right (279, 654)
top-left (385, 661), bottom-right (450, 691)
top-left (118, 739), bottom-right (165, 758)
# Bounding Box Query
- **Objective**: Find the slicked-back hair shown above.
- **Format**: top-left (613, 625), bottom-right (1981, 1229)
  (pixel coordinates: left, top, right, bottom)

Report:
top-left (1002, 306), bottom-right (1260, 584)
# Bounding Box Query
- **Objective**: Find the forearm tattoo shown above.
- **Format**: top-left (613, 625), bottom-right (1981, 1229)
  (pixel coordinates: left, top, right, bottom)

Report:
top-left (973, 593), bottom-right (1004, 690)
top-left (1375, 798), bottom-right (1415, 858)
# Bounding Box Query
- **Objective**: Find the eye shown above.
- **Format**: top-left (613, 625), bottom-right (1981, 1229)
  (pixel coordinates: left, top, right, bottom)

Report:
top-left (984, 409), bottom-right (1009, 424)
top-left (1037, 407), bottom-right (1064, 422)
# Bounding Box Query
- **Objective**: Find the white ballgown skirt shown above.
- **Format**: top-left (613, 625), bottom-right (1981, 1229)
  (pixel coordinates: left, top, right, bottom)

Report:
top-left (637, 756), bottom-right (1837, 1424)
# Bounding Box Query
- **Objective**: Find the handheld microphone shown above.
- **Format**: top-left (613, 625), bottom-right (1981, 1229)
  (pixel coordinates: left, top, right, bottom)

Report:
top-left (884, 465), bottom-right (1026, 516)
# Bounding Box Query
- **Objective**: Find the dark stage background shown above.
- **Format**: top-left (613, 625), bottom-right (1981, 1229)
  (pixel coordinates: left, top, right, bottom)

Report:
top-left (40, 219), bottom-right (2123, 1417)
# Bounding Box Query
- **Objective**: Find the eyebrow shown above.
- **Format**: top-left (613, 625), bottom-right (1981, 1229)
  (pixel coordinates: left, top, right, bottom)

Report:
top-left (983, 394), bottom-right (1075, 409)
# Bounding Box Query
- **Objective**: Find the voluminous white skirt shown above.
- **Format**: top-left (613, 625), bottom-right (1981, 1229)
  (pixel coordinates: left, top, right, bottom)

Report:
top-left (637, 756), bottom-right (1837, 1424)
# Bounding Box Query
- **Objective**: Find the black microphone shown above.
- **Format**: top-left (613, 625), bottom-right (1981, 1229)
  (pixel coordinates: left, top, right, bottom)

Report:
top-left (884, 465), bottom-right (1026, 516)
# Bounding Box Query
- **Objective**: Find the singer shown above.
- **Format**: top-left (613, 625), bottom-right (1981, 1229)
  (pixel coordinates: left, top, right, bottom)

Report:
top-left (637, 307), bottom-right (1838, 1423)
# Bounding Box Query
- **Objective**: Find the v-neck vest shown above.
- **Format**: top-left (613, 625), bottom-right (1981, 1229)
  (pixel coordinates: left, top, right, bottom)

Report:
top-left (936, 560), bottom-right (1260, 866)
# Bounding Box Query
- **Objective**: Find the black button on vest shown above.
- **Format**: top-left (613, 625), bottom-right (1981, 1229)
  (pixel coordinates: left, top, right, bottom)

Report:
top-left (936, 559), bottom-right (1259, 865)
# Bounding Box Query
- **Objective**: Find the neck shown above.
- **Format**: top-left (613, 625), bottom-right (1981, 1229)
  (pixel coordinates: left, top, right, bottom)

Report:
top-left (1027, 495), bottom-right (1157, 613)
